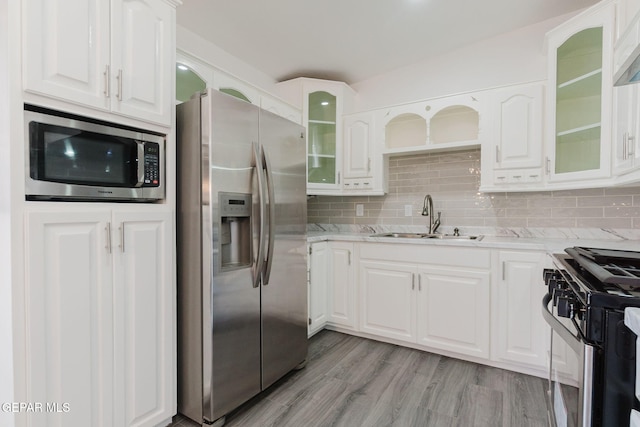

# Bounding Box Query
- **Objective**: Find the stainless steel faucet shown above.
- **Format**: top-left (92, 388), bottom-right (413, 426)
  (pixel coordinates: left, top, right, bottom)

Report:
top-left (421, 194), bottom-right (441, 234)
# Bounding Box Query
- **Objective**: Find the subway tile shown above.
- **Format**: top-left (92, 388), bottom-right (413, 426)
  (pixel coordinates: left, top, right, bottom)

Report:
top-left (604, 186), bottom-right (640, 196)
top-left (604, 206), bottom-right (640, 217)
top-left (527, 217), bottom-right (577, 227)
top-left (533, 197), bottom-right (577, 208)
top-left (577, 218), bottom-right (633, 228)
top-left (577, 195), bottom-right (633, 207)
top-left (552, 207), bottom-right (603, 218)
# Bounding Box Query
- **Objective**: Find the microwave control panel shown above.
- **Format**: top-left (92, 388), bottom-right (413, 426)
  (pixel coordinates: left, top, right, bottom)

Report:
top-left (143, 142), bottom-right (161, 187)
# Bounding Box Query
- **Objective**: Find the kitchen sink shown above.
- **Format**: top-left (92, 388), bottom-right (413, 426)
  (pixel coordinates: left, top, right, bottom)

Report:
top-left (370, 232), bottom-right (483, 241)
top-left (371, 232), bottom-right (429, 238)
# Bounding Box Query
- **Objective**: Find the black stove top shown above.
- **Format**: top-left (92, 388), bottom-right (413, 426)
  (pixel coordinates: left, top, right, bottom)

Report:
top-left (553, 247), bottom-right (640, 310)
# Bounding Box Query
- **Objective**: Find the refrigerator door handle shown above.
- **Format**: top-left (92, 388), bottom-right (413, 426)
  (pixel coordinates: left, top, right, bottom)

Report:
top-left (262, 146), bottom-right (276, 285)
top-left (253, 141), bottom-right (266, 288)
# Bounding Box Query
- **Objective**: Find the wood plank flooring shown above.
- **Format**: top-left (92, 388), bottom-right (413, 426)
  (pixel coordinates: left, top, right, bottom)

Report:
top-left (170, 330), bottom-right (550, 427)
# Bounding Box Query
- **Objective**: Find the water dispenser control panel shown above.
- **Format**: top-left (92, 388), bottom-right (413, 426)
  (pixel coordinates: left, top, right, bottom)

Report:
top-left (219, 192), bottom-right (252, 270)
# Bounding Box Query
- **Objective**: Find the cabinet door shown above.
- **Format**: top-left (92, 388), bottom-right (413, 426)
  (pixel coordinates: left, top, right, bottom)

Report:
top-left (416, 267), bottom-right (490, 358)
top-left (343, 114), bottom-right (372, 180)
top-left (546, 2), bottom-right (614, 183)
top-left (23, 0), bottom-right (110, 109)
top-left (359, 260), bottom-right (416, 343)
top-left (25, 211), bottom-right (113, 427)
top-left (112, 210), bottom-right (173, 427)
top-left (613, 84), bottom-right (640, 175)
top-left (494, 251), bottom-right (547, 369)
top-left (327, 242), bottom-right (356, 329)
top-left (308, 242), bottom-right (328, 336)
top-left (110, 0), bottom-right (173, 125)
top-left (493, 84), bottom-right (544, 170)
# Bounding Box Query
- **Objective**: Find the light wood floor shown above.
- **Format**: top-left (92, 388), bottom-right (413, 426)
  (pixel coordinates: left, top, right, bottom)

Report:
top-left (171, 330), bottom-right (550, 427)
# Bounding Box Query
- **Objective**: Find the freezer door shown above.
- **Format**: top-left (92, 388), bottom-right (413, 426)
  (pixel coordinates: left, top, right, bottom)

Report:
top-left (259, 109), bottom-right (309, 389)
top-left (204, 90), bottom-right (262, 422)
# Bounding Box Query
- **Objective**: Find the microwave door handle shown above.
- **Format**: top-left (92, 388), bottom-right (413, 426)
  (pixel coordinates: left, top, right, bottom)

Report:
top-left (262, 146), bottom-right (275, 286)
top-left (136, 142), bottom-right (145, 187)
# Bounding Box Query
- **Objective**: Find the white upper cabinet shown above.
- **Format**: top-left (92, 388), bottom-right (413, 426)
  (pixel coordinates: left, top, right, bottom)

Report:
top-left (23, 0), bottom-right (178, 126)
top-left (612, 83), bottom-right (640, 179)
top-left (481, 83), bottom-right (545, 191)
top-left (276, 78), bottom-right (357, 195)
top-left (341, 111), bottom-right (386, 195)
top-left (545, 0), bottom-right (615, 184)
top-left (381, 92), bottom-right (487, 155)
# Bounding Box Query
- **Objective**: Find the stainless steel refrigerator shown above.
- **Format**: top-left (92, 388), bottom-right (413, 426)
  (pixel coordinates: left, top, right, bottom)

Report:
top-left (176, 89), bottom-right (308, 426)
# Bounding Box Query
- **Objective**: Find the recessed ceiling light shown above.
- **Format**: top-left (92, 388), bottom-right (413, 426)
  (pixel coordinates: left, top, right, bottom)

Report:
top-left (177, 64), bottom-right (189, 71)
top-left (321, 101), bottom-right (329, 106)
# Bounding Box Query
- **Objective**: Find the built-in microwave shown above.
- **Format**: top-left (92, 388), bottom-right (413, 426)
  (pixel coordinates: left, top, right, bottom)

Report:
top-left (25, 105), bottom-right (165, 202)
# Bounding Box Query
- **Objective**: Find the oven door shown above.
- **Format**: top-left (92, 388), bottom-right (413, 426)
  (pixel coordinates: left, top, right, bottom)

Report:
top-left (543, 293), bottom-right (595, 427)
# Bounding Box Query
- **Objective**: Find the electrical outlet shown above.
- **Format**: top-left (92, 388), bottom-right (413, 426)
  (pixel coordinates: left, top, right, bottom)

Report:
top-left (404, 205), bottom-right (412, 217)
top-left (356, 204), bottom-right (364, 217)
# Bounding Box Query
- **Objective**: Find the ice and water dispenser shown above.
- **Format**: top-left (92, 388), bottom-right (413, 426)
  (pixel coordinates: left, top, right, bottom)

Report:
top-left (219, 192), bottom-right (252, 270)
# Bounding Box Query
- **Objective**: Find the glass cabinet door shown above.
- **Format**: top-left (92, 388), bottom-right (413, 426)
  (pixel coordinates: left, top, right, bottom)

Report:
top-left (307, 91), bottom-right (337, 185)
top-left (554, 27), bottom-right (603, 175)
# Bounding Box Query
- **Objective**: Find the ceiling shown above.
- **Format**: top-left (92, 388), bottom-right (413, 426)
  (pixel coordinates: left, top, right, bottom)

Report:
top-left (176, 0), bottom-right (600, 85)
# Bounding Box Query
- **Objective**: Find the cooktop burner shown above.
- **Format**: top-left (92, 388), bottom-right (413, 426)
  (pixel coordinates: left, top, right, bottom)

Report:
top-left (566, 247), bottom-right (640, 289)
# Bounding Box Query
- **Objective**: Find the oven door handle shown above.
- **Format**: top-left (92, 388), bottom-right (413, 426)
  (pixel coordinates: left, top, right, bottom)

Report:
top-left (542, 292), bottom-right (584, 354)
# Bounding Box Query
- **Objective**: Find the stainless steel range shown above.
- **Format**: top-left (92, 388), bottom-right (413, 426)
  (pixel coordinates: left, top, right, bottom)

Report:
top-left (543, 246), bottom-right (640, 427)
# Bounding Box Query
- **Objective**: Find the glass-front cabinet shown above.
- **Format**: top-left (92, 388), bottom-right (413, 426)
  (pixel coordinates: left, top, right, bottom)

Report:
top-left (545, 1), bottom-right (614, 183)
top-left (307, 91), bottom-right (338, 186)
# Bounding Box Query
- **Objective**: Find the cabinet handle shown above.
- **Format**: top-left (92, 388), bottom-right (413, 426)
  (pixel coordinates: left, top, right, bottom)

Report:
top-left (502, 262), bottom-right (506, 280)
top-left (347, 250), bottom-right (351, 265)
top-left (495, 146), bottom-right (500, 163)
top-left (367, 158), bottom-right (371, 172)
top-left (623, 133), bottom-right (628, 160)
top-left (629, 135), bottom-right (635, 157)
top-left (104, 65), bottom-right (110, 98)
top-left (545, 157), bottom-right (551, 175)
top-left (418, 274), bottom-right (422, 291)
top-left (512, 175), bottom-right (522, 179)
top-left (116, 69), bottom-right (123, 101)
top-left (119, 224), bottom-right (125, 253)
top-left (412, 273), bottom-right (415, 290)
top-left (105, 223), bottom-right (112, 254)
top-left (337, 172), bottom-right (341, 185)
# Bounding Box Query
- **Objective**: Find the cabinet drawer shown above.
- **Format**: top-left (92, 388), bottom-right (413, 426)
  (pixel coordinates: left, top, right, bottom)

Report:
top-left (359, 243), bottom-right (490, 268)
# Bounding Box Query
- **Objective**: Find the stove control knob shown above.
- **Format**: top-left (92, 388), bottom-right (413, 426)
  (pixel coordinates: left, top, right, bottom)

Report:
top-left (557, 294), bottom-right (575, 318)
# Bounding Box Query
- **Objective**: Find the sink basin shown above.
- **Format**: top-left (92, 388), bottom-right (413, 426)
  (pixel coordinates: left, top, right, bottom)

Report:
top-left (426, 234), bottom-right (484, 241)
top-left (370, 232), bottom-right (483, 241)
top-left (371, 232), bottom-right (429, 238)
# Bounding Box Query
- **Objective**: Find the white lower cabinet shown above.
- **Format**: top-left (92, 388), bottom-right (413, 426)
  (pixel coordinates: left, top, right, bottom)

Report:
top-left (493, 250), bottom-right (548, 370)
top-left (308, 242), bottom-right (328, 336)
top-left (417, 267), bottom-right (491, 358)
top-left (24, 209), bottom-right (174, 427)
top-left (358, 243), bottom-right (491, 359)
top-left (359, 260), bottom-right (417, 342)
top-left (327, 242), bottom-right (357, 329)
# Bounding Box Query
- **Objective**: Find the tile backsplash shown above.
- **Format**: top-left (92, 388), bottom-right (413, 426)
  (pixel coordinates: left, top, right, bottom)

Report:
top-left (307, 149), bottom-right (640, 237)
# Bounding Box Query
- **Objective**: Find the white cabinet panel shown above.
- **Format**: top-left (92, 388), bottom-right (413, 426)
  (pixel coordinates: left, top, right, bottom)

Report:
top-left (24, 209), bottom-right (174, 427)
top-left (25, 211), bottom-right (114, 427)
top-left (359, 260), bottom-right (416, 342)
top-left (23, 0), bottom-right (176, 126)
top-left (327, 242), bottom-right (357, 329)
top-left (417, 267), bottom-right (491, 358)
top-left (113, 211), bottom-right (173, 427)
top-left (494, 251), bottom-right (547, 369)
top-left (110, 0), bottom-right (173, 124)
top-left (23, 0), bottom-right (110, 110)
top-left (308, 242), bottom-right (328, 336)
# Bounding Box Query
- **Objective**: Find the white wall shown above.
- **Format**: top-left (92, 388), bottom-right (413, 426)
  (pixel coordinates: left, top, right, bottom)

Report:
top-left (0, 0), bottom-right (15, 425)
top-left (176, 25), bottom-right (279, 96)
top-left (351, 12), bottom-right (576, 111)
